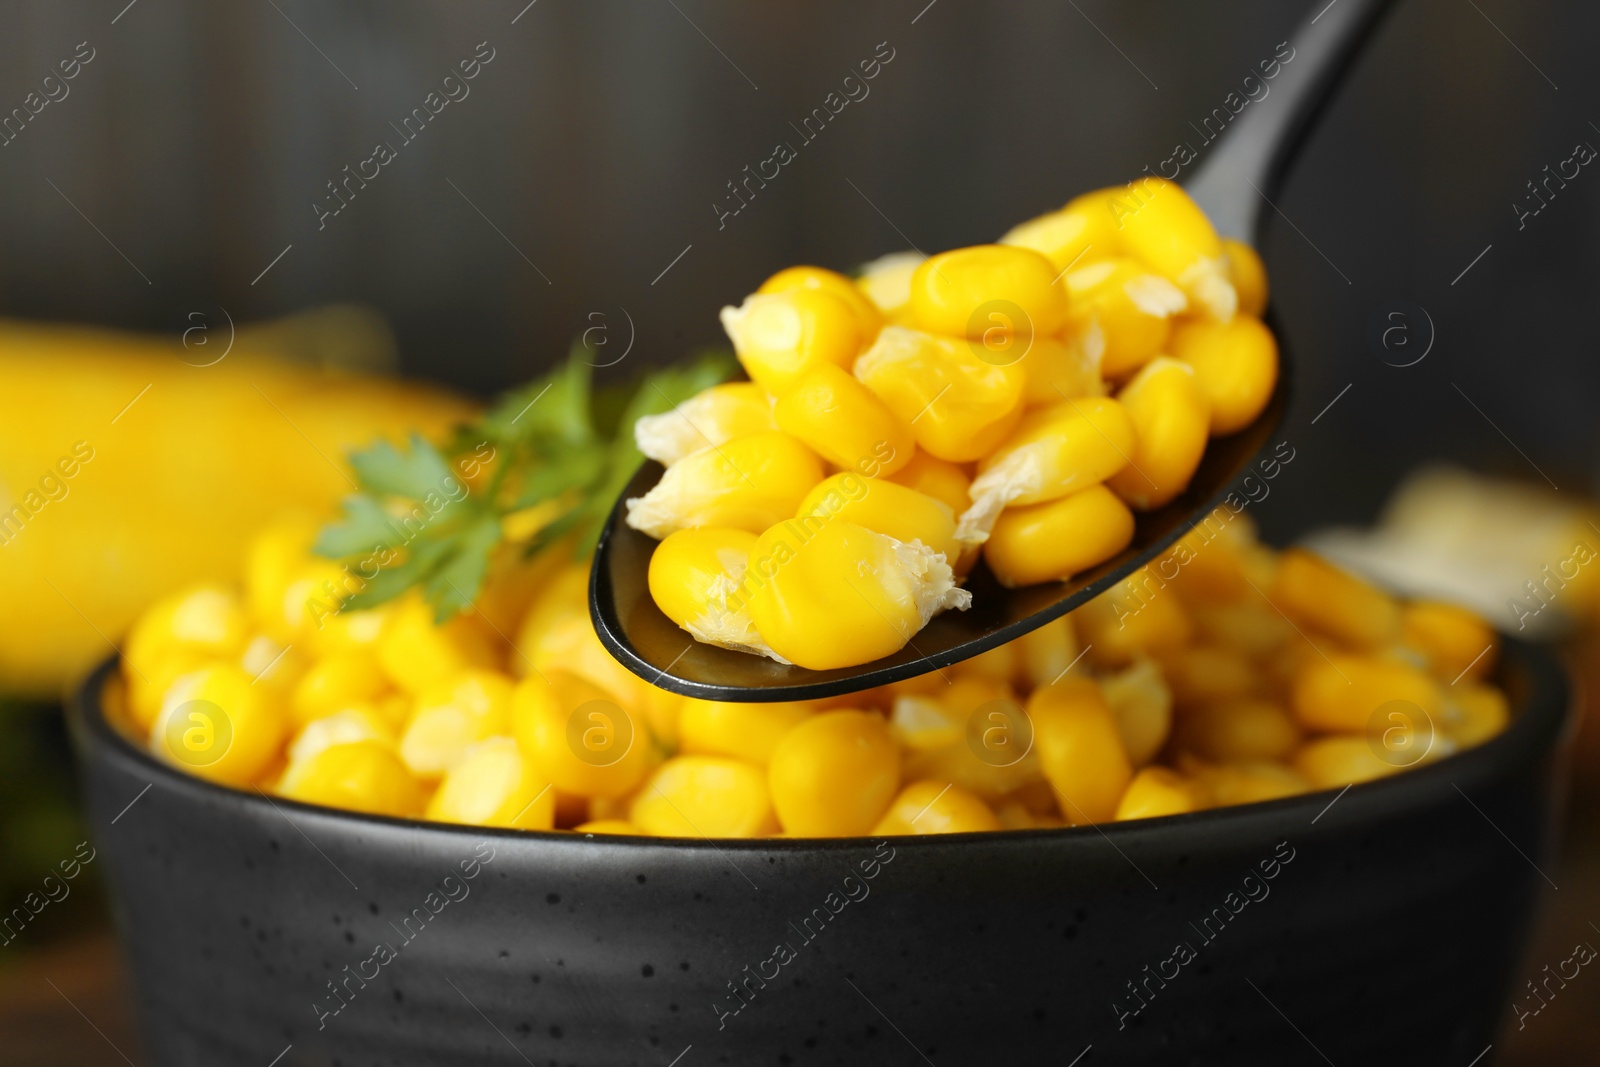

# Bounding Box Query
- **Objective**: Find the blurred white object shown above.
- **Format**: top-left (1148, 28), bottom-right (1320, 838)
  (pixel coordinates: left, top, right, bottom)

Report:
top-left (1303, 465), bottom-right (1600, 639)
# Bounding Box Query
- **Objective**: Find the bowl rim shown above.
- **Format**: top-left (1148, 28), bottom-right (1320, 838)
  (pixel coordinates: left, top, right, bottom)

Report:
top-left (68, 641), bottom-right (1571, 853)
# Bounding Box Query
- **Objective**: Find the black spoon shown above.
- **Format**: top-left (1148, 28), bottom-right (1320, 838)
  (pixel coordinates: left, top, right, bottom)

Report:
top-left (593, 0), bottom-right (1398, 701)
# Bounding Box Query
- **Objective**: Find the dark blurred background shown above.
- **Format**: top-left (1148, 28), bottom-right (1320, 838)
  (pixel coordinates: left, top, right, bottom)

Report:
top-left (2, 0), bottom-right (1596, 1062)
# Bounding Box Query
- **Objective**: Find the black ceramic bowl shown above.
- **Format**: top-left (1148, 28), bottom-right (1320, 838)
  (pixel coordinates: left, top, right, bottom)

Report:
top-left (71, 644), bottom-right (1570, 1067)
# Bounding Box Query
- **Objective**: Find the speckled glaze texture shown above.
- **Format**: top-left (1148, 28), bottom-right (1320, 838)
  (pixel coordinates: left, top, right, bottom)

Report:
top-left (71, 644), bottom-right (1569, 1066)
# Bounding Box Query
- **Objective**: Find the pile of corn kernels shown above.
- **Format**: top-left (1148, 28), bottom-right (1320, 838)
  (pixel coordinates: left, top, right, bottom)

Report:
top-left (632, 177), bottom-right (1279, 670)
top-left (117, 509), bottom-right (1508, 837)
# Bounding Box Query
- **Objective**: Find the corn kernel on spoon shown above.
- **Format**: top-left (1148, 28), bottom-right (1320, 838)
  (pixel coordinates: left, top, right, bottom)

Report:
top-left (593, 0), bottom-right (1398, 701)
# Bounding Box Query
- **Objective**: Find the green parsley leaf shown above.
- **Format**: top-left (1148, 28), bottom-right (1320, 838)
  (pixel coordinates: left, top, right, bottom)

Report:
top-left (422, 516), bottom-right (505, 622)
top-left (347, 432), bottom-right (458, 501)
top-left (316, 345), bottom-right (738, 620)
top-left (313, 495), bottom-right (399, 559)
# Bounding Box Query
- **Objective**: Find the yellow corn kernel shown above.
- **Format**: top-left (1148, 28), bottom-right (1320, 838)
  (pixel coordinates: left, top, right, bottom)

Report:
top-left (242, 636), bottom-right (305, 694)
top-left (1017, 615), bottom-right (1082, 689)
top-left (1172, 700), bottom-right (1300, 763)
top-left (873, 779), bottom-right (1001, 835)
top-left (304, 605), bottom-right (391, 660)
top-left (647, 527), bottom-right (772, 658)
top-left (1019, 335), bottom-right (1105, 408)
top-left (517, 579), bottom-right (684, 745)
top-left (1237, 536), bottom-right (1285, 585)
top-left (289, 651), bottom-right (389, 727)
top-left (1266, 641), bottom-right (1323, 697)
top-left (426, 736), bottom-right (555, 830)
top-left (1160, 643), bottom-right (1261, 707)
top-left (515, 559), bottom-right (633, 684)
top-left (126, 649), bottom-right (213, 732)
top-left (768, 710), bottom-right (900, 836)
top-left (1064, 258), bottom-right (1188, 380)
top-left (854, 326), bottom-right (1025, 462)
top-left (125, 584), bottom-right (248, 681)
top-left (624, 430), bottom-right (823, 540)
top-left (1401, 601), bottom-right (1497, 682)
top-left (909, 245), bottom-right (1068, 338)
top-left (1076, 568), bottom-right (1193, 666)
top-left (1099, 658), bottom-right (1172, 766)
top-left (999, 190), bottom-right (1121, 270)
top-left (1443, 683), bottom-right (1509, 748)
top-left (1292, 736), bottom-right (1402, 790)
top-left (720, 289), bottom-right (864, 394)
top-left (307, 604), bottom-right (392, 662)
top-left (1105, 357), bottom-right (1211, 511)
top-left (512, 670), bottom-right (654, 798)
top-left (908, 671), bottom-right (1017, 755)
top-left (1003, 777), bottom-right (1062, 816)
top-left (855, 251), bottom-right (926, 320)
top-left (983, 485), bottom-right (1135, 588)
top-left (1188, 600), bottom-right (1292, 659)
top-left (244, 515), bottom-right (318, 626)
top-left (512, 563), bottom-right (589, 659)
top-left (1030, 678), bottom-right (1131, 825)
top-left (743, 519), bottom-right (969, 671)
top-left (773, 363), bottom-right (913, 476)
top-left (795, 472), bottom-right (961, 563)
top-left (633, 382), bottom-right (777, 467)
top-left (265, 558), bottom-right (366, 646)
top-left (287, 705), bottom-right (395, 766)
top-left (150, 663), bottom-right (286, 786)
top-left (376, 596), bottom-right (498, 694)
top-left (1186, 759), bottom-right (1308, 806)
top-left (960, 397), bottom-right (1134, 541)
top-left (759, 264), bottom-right (884, 340)
top-left (375, 692), bottom-right (412, 731)
top-left (630, 756), bottom-right (775, 837)
top-left (586, 793), bottom-right (630, 823)
top-left (398, 668), bottom-right (515, 778)
top-left (958, 641), bottom-right (1022, 686)
top-left (1109, 176), bottom-right (1236, 320)
top-left (902, 678), bottom-right (1041, 801)
top-left (1290, 653), bottom-right (1442, 734)
top-left (885, 450), bottom-right (973, 516)
top-left (278, 740), bottom-right (425, 818)
top-left (996, 801), bottom-right (1043, 830)
top-left (678, 699), bottom-right (815, 764)
top-left (1222, 238), bottom-right (1269, 317)
top-left (575, 819), bottom-right (645, 835)
top-left (1115, 767), bottom-right (1208, 821)
top-left (1270, 549), bottom-right (1400, 650)
top-left (882, 667), bottom-right (955, 701)
top-left (1169, 315), bottom-right (1277, 436)
top-left (239, 632), bottom-right (305, 701)
top-left (1163, 515), bottom-right (1257, 604)
top-left (890, 693), bottom-right (965, 752)
top-left (992, 806), bottom-right (1068, 831)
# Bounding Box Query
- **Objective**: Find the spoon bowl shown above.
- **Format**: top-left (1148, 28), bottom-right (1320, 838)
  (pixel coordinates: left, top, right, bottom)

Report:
top-left (593, 345), bottom-right (1287, 701)
top-left (592, 0), bottom-right (1397, 701)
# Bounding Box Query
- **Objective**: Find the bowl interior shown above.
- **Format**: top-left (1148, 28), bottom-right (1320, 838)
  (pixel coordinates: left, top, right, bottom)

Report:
top-left (78, 636), bottom-right (1569, 850)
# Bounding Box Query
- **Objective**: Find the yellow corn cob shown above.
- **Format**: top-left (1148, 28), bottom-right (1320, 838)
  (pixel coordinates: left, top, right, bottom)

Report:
top-left (0, 318), bottom-right (474, 698)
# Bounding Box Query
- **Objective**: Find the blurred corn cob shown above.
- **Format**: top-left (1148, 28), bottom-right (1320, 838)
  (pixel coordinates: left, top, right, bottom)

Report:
top-left (0, 310), bottom-right (477, 699)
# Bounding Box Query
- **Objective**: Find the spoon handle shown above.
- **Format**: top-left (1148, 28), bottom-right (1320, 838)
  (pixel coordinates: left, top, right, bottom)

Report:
top-left (1186, 0), bottom-right (1400, 241)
